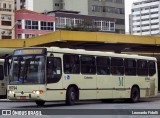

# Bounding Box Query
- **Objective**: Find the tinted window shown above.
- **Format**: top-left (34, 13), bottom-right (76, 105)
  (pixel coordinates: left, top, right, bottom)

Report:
top-left (96, 57), bottom-right (110, 75)
top-left (0, 65), bottom-right (4, 80)
top-left (63, 54), bottom-right (80, 74)
top-left (81, 56), bottom-right (96, 74)
top-left (148, 61), bottom-right (156, 76)
top-left (111, 57), bottom-right (124, 75)
top-left (137, 60), bottom-right (148, 76)
top-left (47, 57), bottom-right (62, 83)
top-left (124, 59), bottom-right (136, 76)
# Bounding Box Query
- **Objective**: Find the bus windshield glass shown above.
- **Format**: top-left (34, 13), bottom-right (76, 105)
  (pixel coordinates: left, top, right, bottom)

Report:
top-left (9, 55), bottom-right (45, 84)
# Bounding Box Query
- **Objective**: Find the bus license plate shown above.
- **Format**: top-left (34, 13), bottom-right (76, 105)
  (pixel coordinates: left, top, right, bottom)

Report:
top-left (20, 96), bottom-right (26, 99)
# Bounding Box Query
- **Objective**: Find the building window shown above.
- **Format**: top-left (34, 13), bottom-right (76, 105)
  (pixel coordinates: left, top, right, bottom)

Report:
top-left (17, 34), bottom-right (22, 39)
top-left (25, 34), bottom-right (38, 38)
top-left (56, 17), bottom-right (67, 28)
top-left (25, 20), bottom-right (38, 30)
top-left (92, 5), bottom-right (124, 14)
top-left (1, 36), bottom-right (12, 39)
top-left (9, 4), bottom-right (12, 9)
top-left (3, 3), bottom-right (6, 8)
top-left (41, 21), bottom-right (54, 31)
top-left (55, 3), bottom-right (59, 6)
top-left (1, 21), bottom-right (11, 26)
top-left (1, 14), bottom-right (11, 20)
top-left (17, 20), bottom-right (22, 29)
top-left (94, 20), bottom-right (115, 31)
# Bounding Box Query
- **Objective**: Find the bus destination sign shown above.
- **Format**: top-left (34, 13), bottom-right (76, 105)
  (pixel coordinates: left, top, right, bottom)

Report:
top-left (14, 49), bottom-right (46, 55)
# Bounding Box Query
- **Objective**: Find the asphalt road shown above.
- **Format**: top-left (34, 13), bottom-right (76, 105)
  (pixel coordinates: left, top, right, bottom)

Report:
top-left (0, 97), bottom-right (160, 118)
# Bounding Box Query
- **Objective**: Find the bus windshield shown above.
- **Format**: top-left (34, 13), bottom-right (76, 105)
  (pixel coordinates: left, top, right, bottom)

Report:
top-left (9, 55), bottom-right (45, 84)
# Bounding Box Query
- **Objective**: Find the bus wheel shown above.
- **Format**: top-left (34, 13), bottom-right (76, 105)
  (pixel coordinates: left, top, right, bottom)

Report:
top-left (130, 87), bottom-right (140, 103)
top-left (66, 87), bottom-right (77, 105)
top-left (36, 101), bottom-right (45, 106)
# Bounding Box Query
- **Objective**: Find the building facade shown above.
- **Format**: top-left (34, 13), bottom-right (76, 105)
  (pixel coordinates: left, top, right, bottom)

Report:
top-left (0, 0), bottom-right (15, 39)
top-left (15, 9), bottom-right (55, 39)
top-left (15, 0), bottom-right (125, 34)
top-left (63, 0), bottom-right (125, 33)
top-left (15, 0), bottom-right (54, 12)
top-left (47, 10), bottom-right (116, 33)
top-left (131, 0), bottom-right (160, 36)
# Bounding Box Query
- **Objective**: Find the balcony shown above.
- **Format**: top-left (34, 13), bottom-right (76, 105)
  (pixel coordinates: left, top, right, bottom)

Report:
top-left (0, 8), bottom-right (12, 12)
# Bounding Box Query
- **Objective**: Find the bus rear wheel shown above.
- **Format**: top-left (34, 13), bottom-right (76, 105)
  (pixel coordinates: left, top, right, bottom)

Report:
top-left (66, 87), bottom-right (77, 105)
top-left (130, 86), bottom-right (140, 103)
top-left (36, 101), bottom-right (45, 106)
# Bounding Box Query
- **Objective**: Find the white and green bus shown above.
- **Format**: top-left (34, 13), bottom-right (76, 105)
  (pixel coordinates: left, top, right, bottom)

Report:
top-left (0, 59), bottom-right (7, 98)
top-left (7, 47), bottom-right (158, 106)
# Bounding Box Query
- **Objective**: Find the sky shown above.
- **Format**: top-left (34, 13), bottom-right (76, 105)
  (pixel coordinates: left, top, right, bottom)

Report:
top-left (125, 0), bottom-right (137, 33)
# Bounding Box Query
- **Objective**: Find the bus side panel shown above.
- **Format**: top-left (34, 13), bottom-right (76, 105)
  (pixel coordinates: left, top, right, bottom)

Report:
top-left (125, 76), bottom-right (151, 98)
top-left (62, 74), bottom-right (97, 100)
top-left (96, 75), bottom-right (113, 99)
top-left (112, 76), bottom-right (126, 99)
top-left (45, 89), bottom-right (66, 101)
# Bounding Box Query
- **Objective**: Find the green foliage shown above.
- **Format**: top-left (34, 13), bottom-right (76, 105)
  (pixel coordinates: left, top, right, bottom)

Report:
top-left (63, 20), bottom-right (99, 32)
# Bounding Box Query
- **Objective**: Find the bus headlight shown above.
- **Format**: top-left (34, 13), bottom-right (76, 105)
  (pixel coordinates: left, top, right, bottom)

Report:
top-left (8, 90), bottom-right (15, 94)
top-left (32, 90), bottom-right (43, 95)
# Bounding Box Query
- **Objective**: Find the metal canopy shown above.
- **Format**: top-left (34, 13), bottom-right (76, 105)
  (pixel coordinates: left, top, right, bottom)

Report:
top-left (0, 30), bottom-right (159, 55)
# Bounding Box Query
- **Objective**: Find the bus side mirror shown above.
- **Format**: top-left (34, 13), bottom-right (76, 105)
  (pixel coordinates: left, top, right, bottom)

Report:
top-left (4, 55), bottom-right (11, 76)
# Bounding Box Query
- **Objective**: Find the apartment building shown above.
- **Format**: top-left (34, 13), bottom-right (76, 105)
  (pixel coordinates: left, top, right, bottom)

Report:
top-left (14, 0), bottom-right (54, 12)
top-left (47, 10), bottom-right (116, 33)
top-left (15, 9), bottom-right (55, 39)
top-left (58, 0), bottom-right (125, 33)
top-left (131, 0), bottom-right (160, 36)
top-left (0, 0), bottom-right (15, 39)
top-left (15, 0), bottom-right (125, 34)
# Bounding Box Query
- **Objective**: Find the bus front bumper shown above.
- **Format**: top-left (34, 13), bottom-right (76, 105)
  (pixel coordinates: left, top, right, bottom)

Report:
top-left (8, 92), bottom-right (45, 100)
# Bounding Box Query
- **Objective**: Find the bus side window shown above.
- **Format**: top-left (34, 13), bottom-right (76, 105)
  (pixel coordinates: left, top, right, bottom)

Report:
top-left (148, 61), bottom-right (156, 76)
top-left (47, 57), bottom-right (62, 83)
top-left (111, 57), bottom-right (124, 75)
top-left (81, 56), bottom-right (96, 74)
top-left (0, 65), bottom-right (4, 80)
top-left (96, 56), bottom-right (110, 75)
top-left (63, 54), bottom-right (80, 74)
top-left (137, 60), bottom-right (148, 76)
top-left (124, 59), bottom-right (136, 76)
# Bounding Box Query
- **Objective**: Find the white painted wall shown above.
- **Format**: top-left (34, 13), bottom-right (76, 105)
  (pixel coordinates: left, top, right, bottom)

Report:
top-left (131, 0), bottom-right (160, 35)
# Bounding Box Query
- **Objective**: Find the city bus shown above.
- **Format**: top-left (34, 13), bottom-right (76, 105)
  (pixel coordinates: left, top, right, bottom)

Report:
top-left (0, 59), bottom-right (7, 98)
top-left (7, 47), bottom-right (158, 106)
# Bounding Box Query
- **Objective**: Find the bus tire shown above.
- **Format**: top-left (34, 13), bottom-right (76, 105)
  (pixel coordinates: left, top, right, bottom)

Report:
top-left (66, 87), bottom-right (77, 105)
top-left (130, 86), bottom-right (140, 103)
top-left (36, 101), bottom-right (45, 106)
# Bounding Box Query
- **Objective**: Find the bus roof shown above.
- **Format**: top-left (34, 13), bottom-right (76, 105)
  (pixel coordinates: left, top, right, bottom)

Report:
top-left (15, 47), bottom-right (157, 61)
top-left (47, 47), bottom-right (157, 61)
